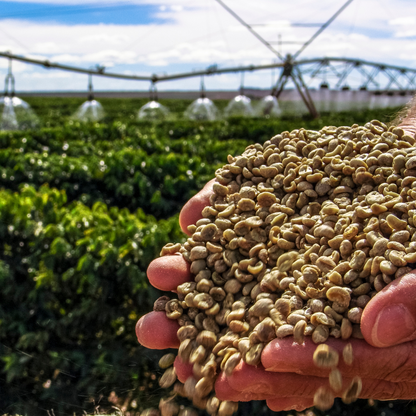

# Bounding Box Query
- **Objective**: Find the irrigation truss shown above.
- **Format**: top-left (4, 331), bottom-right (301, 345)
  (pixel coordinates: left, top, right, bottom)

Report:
top-left (1, 0), bottom-right (415, 117)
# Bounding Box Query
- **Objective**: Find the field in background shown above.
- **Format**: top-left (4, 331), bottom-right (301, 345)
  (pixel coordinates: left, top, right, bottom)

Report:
top-left (20, 88), bottom-right (414, 116)
top-left (1, 97), bottom-right (414, 416)
top-left (20, 95), bottom-right (408, 126)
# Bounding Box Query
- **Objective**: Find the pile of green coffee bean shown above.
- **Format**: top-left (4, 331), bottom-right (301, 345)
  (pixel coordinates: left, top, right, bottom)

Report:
top-left (142, 120), bottom-right (416, 415)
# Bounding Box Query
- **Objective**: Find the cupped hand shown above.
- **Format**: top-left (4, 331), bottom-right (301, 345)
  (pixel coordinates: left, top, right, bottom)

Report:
top-left (136, 122), bottom-right (416, 412)
top-left (136, 179), bottom-right (216, 351)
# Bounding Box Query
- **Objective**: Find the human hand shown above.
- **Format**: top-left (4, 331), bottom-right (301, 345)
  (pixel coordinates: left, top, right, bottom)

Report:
top-left (136, 118), bottom-right (416, 412)
top-left (135, 179), bottom-right (216, 351)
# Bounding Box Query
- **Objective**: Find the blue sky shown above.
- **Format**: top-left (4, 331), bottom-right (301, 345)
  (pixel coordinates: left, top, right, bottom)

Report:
top-left (0, 1), bottom-right (165, 25)
top-left (0, 0), bottom-right (416, 92)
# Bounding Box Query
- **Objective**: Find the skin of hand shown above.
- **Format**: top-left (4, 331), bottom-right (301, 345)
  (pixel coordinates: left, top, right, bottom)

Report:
top-left (136, 119), bottom-right (416, 412)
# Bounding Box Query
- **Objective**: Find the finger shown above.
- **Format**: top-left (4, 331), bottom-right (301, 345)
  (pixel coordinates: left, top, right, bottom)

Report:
top-left (215, 372), bottom-right (276, 402)
top-left (398, 122), bottom-right (416, 138)
top-left (266, 398), bottom-right (314, 412)
top-left (173, 362), bottom-right (245, 401)
top-left (227, 363), bottom-right (416, 400)
top-left (397, 113), bottom-right (416, 138)
top-left (226, 361), bottom-right (416, 401)
top-left (136, 311), bottom-right (180, 349)
top-left (174, 356), bottom-right (193, 383)
top-left (215, 373), bottom-right (246, 401)
top-left (227, 361), bottom-right (328, 397)
top-left (262, 337), bottom-right (416, 383)
top-left (172, 358), bottom-right (268, 401)
top-left (179, 179), bottom-right (215, 235)
top-left (147, 255), bottom-right (192, 291)
top-left (361, 270), bottom-right (416, 347)
top-left (173, 361), bottom-right (277, 402)
top-left (397, 96), bottom-right (416, 137)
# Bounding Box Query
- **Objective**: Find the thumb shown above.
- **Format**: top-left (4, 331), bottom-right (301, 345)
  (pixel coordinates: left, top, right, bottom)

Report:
top-left (398, 118), bottom-right (416, 138)
top-left (397, 95), bottom-right (416, 137)
top-left (361, 270), bottom-right (416, 347)
top-left (179, 178), bottom-right (215, 236)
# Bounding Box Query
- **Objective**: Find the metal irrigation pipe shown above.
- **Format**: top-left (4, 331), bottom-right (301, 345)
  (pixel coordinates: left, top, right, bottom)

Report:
top-left (1, 51), bottom-right (416, 86)
top-left (0, 51), bottom-right (285, 83)
top-left (0, 51), bottom-right (151, 81)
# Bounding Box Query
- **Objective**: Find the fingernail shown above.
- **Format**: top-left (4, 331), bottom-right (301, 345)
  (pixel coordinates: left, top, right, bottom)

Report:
top-left (372, 303), bottom-right (416, 347)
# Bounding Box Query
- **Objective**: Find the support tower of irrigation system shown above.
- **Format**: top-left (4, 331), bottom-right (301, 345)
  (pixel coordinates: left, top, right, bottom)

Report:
top-left (1, 0), bottom-right (416, 117)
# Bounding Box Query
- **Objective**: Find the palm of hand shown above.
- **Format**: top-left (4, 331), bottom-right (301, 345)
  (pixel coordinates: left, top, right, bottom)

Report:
top-left (136, 160), bottom-right (416, 412)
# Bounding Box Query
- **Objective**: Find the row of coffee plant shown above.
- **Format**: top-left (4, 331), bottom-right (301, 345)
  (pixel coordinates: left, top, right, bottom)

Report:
top-left (0, 98), bottom-right (405, 415)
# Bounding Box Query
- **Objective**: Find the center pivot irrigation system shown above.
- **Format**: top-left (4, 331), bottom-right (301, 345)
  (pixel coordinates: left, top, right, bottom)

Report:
top-left (1, 0), bottom-right (416, 118)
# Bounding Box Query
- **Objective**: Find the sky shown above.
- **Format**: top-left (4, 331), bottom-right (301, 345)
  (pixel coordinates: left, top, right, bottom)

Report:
top-left (0, 0), bottom-right (416, 92)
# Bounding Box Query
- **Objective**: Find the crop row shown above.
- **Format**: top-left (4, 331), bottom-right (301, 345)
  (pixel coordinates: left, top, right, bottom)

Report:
top-left (0, 121), bottom-right (252, 164)
top-left (0, 109), bottom-right (398, 219)
top-left (0, 146), bottom-right (217, 218)
top-left (0, 185), bottom-right (183, 414)
top-left (0, 99), bottom-right (405, 415)
top-left (0, 120), bottom-right (295, 218)
top-left (1, 107), bottom-right (396, 155)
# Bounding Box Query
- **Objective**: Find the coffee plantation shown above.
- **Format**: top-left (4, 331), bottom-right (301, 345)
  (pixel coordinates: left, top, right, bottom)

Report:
top-left (0, 97), bottom-right (414, 416)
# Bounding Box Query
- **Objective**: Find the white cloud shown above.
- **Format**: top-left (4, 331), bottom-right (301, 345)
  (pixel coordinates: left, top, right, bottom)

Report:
top-left (49, 53), bottom-right (83, 63)
top-left (29, 71), bottom-right (74, 79)
top-left (0, 0), bottom-right (416, 91)
top-left (388, 16), bottom-right (416, 37)
top-left (78, 33), bottom-right (131, 45)
top-left (83, 50), bottom-right (138, 65)
top-left (32, 42), bottom-right (61, 54)
top-left (395, 30), bottom-right (416, 38)
top-left (170, 5), bottom-right (183, 12)
top-left (389, 17), bottom-right (416, 26)
top-left (0, 59), bottom-right (31, 73)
